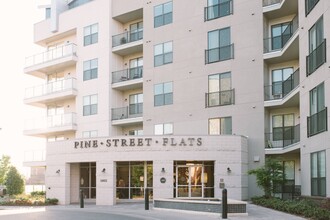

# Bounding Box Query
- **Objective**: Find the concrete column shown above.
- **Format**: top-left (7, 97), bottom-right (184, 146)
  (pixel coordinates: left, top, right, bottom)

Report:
top-left (153, 160), bottom-right (174, 199)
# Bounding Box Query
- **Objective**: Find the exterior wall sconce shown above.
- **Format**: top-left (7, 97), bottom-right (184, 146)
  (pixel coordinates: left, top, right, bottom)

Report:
top-left (56, 169), bottom-right (60, 174)
top-left (161, 168), bottom-right (165, 173)
top-left (102, 168), bottom-right (106, 173)
top-left (227, 167), bottom-right (231, 173)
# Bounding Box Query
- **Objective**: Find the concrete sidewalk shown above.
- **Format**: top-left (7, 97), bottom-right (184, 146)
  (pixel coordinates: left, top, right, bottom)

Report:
top-left (0, 202), bottom-right (307, 220)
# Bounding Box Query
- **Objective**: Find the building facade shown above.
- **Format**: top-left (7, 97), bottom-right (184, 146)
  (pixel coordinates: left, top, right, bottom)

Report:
top-left (23, 0), bottom-right (329, 205)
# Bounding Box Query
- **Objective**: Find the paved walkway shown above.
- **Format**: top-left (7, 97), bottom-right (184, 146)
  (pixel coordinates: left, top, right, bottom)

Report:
top-left (0, 202), bottom-right (307, 220)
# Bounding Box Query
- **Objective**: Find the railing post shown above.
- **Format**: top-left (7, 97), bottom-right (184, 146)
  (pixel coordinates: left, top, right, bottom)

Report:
top-left (145, 188), bottom-right (149, 210)
top-left (222, 188), bottom-right (228, 219)
top-left (80, 189), bottom-right (84, 208)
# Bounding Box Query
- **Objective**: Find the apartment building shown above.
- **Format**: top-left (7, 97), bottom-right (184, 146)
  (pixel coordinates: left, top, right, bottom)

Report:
top-left (23, 0), bottom-right (329, 205)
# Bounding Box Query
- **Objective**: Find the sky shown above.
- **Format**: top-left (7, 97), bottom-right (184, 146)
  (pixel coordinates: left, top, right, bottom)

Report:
top-left (0, 1), bottom-right (47, 173)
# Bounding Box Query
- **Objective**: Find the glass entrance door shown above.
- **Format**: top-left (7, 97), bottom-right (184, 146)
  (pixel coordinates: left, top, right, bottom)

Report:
top-left (176, 165), bottom-right (203, 198)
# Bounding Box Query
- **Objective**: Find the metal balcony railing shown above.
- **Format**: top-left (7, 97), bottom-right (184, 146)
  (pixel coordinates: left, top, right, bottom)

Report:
top-left (25, 43), bottom-right (77, 67)
top-left (264, 69), bottom-right (299, 101)
top-left (204, 0), bottom-right (233, 21)
top-left (111, 104), bottom-right (143, 121)
top-left (25, 113), bottom-right (77, 131)
top-left (263, 15), bottom-right (298, 53)
top-left (263, 0), bottom-right (283, 7)
top-left (112, 66), bottom-right (143, 84)
top-left (307, 107), bottom-right (327, 137)
top-left (265, 124), bottom-right (300, 148)
top-left (25, 78), bottom-right (77, 99)
top-left (112, 30), bottom-right (143, 47)
top-left (306, 39), bottom-right (326, 76)
top-left (205, 89), bottom-right (235, 107)
top-left (205, 44), bottom-right (234, 64)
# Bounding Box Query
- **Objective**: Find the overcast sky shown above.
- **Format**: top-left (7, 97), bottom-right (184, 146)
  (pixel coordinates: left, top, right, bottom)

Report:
top-left (0, 1), bottom-right (47, 172)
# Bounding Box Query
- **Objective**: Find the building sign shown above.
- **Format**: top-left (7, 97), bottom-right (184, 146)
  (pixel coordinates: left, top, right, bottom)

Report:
top-left (74, 137), bottom-right (202, 149)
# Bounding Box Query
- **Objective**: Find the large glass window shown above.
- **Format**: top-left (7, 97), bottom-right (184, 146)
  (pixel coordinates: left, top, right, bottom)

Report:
top-left (84, 23), bottom-right (98, 46)
top-left (129, 93), bottom-right (143, 116)
top-left (306, 0), bottom-right (320, 16)
top-left (205, 0), bottom-right (232, 21)
top-left (83, 94), bottom-right (98, 116)
top-left (208, 117), bottom-right (232, 135)
top-left (154, 82), bottom-right (173, 106)
top-left (154, 123), bottom-right (173, 135)
top-left (311, 151), bottom-right (326, 196)
top-left (271, 22), bottom-right (290, 50)
top-left (83, 58), bottom-right (98, 81)
top-left (116, 162), bottom-right (153, 200)
top-left (82, 130), bottom-right (98, 138)
top-left (129, 57), bottom-right (143, 79)
top-left (130, 21), bottom-right (143, 42)
top-left (272, 114), bottom-right (294, 144)
top-left (154, 1), bottom-right (173, 28)
top-left (207, 72), bottom-right (232, 107)
top-left (154, 41), bottom-right (173, 67)
top-left (206, 27), bottom-right (232, 63)
top-left (80, 162), bottom-right (96, 199)
top-left (310, 82), bottom-right (325, 115)
top-left (129, 130), bottom-right (143, 136)
top-left (271, 67), bottom-right (293, 97)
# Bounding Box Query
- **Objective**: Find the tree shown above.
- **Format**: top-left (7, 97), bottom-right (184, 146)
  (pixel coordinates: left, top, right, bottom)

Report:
top-left (248, 158), bottom-right (285, 198)
top-left (0, 155), bottom-right (11, 185)
top-left (5, 166), bottom-right (24, 195)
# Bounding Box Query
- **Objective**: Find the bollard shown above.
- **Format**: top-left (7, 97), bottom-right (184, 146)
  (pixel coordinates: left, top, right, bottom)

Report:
top-left (222, 188), bottom-right (228, 219)
top-left (145, 188), bottom-right (149, 210)
top-left (80, 189), bottom-right (84, 208)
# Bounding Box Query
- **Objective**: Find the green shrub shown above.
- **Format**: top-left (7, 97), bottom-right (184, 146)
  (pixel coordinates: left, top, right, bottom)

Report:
top-left (252, 197), bottom-right (330, 220)
top-left (45, 198), bottom-right (59, 205)
top-left (31, 191), bottom-right (45, 197)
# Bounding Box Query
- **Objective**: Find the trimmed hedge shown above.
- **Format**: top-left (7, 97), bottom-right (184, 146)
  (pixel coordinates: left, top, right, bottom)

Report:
top-left (0, 195), bottom-right (58, 206)
top-left (252, 197), bottom-right (330, 220)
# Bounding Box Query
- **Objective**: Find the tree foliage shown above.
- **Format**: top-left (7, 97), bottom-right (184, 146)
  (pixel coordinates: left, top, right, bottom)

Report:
top-left (0, 155), bottom-right (11, 185)
top-left (5, 166), bottom-right (25, 195)
top-left (248, 158), bottom-right (285, 198)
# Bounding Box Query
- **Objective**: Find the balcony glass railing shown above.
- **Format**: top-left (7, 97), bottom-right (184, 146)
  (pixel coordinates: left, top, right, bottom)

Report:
top-left (205, 44), bottom-right (234, 64)
top-left (112, 66), bottom-right (143, 84)
top-left (263, 0), bottom-right (283, 7)
top-left (307, 107), bottom-right (327, 137)
top-left (112, 30), bottom-right (143, 47)
top-left (25, 113), bottom-right (77, 131)
top-left (306, 39), bottom-right (326, 76)
top-left (24, 150), bottom-right (45, 162)
top-left (25, 78), bottom-right (77, 99)
top-left (111, 104), bottom-right (143, 121)
top-left (25, 43), bottom-right (77, 67)
top-left (205, 89), bottom-right (235, 107)
top-left (265, 124), bottom-right (300, 148)
top-left (264, 69), bottom-right (299, 101)
top-left (204, 0), bottom-right (233, 21)
top-left (263, 16), bottom-right (298, 53)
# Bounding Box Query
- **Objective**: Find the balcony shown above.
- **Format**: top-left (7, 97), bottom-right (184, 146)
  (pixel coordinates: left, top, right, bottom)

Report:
top-left (265, 124), bottom-right (300, 154)
top-left (204, 0), bottom-right (233, 21)
top-left (205, 89), bottom-right (235, 108)
top-left (306, 39), bottom-right (326, 76)
top-left (23, 150), bottom-right (46, 167)
top-left (264, 69), bottom-right (299, 102)
top-left (112, 30), bottom-right (143, 56)
top-left (24, 43), bottom-right (78, 78)
top-left (112, 66), bottom-right (143, 90)
top-left (24, 78), bottom-right (77, 107)
top-left (307, 107), bottom-right (327, 137)
top-left (24, 113), bottom-right (77, 137)
top-left (205, 44), bottom-right (234, 64)
top-left (111, 104), bottom-right (143, 126)
top-left (305, 0), bottom-right (320, 16)
top-left (263, 0), bottom-right (298, 20)
top-left (263, 0), bottom-right (283, 7)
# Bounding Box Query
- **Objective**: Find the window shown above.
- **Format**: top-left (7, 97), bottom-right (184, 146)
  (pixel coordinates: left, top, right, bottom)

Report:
top-left (311, 151), bottom-right (326, 196)
top-left (154, 1), bottom-right (173, 28)
top-left (45, 8), bottom-right (51, 19)
top-left (82, 131), bottom-right (98, 138)
top-left (206, 27), bottom-right (233, 63)
top-left (208, 117), bottom-right (232, 135)
top-left (308, 83), bottom-right (327, 137)
top-left (154, 82), bottom-right (173, 106)
top-left (207, 72), bottom-right (233, 107)
top-left (155, 123), bottom-right (173, 135)
top-left (306, 0), bottom-right (320, 16)
top-left (84, 23), bottom-right (98, 46)
top-left (130, 21), bottom-right (143, 42)
top-left (129, 57), bottom-right (143, 79)
top-left (83, 94), bottom-right (98, 116)
top-left (129, 93), bottom-right (143, 116)
top-left (307, 16), bottom-right (326, 76)
top-left (271, 67), bottom-right (293, 97)
top-left (83, 59), bottom-right (98, 81)
top-left (205, 0), bottom-right (233, 21)
top-left (47, 135), bottom-right (64, 142)
top-left (154, 41), bottom-right (173, 67)
top-left (271, 22), bottom-right (291, 51)
top-left (272, 114), bottom-right (294, 142)
top-left (129, 130), bottom-right (143, 136)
